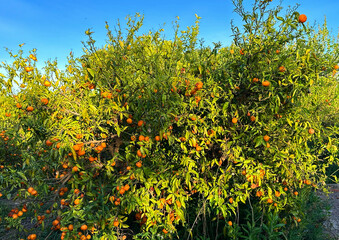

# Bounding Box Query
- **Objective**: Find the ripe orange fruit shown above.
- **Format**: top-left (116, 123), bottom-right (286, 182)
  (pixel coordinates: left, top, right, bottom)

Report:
top-left (195, 96), bottom-right (201, 103)
top-left (46, 140), bottom-right (53, 146)
top-left (232, 118), bottom-right (238, 124)
top-left (250, 116), bottom-right (256, 122)
top-left (26, 106), bottom-right (34, 112)
top-left (308, 128), bottom-right (315, 134)
top-left (228, 221), bottom-right (232, 226)
top-left (229, 198), bottom-right (233, 204)
top-left (137, 150), bottom-right (142, 157)
top-left (29, 54), bottom-right (37, 61)
top-left (74, 199), bottom-right (80, 205)
top-left (263, 135), bottom-right (270, 142)
top-left (267, 198), bottom-right (273, 204)
top-left (80, 224), bottom-right (88, 231)
top-left (294, 191), bottom-right (298, 196)
top-left (25, 66), bottom-right (33, 72)
top-left (72, 166), bottom-right (79, 172)
top-left (52, 219), bottom-right (60, 226)
top-left (29, 234), bottom-right (37, 240)
top-left (123, 184), bottom-right (130, 191)
top-left (256, 191), bottom-right (263, 197)
top-left (126, 118), bottom-right (133, 124)
top-left (119, 188), bottom-right (125, 195)
top-left (275, 191), bottom-right (281, 197)
top-left (68, 224), bottom-right (74, 231)
top-left (278, 66), bottom-right (286, 72)
top-left (16, 103), bottom-right (22, 108)
top-left (136, 161), bottom-right (142, 168)
top-left (252, 77), bottom-right (259, 83)
top-left (44, 80), bottom-right (51, 87)
top-left (262, 81), bottom-right (270, 87)
top-left (298, 14), bottom-right (307, 23)
top-left (77, 149), bottom-right (86, 156)
top-left (334, 65), bottom-right (339, 70)
top-left (113, 219), bottom-right (119, 227)
top-left (73, 145), bottom-right (80, 151)
top-left (137, 120), bottom-right (144, 127)
top-left (155, 136), bottom-right (161, 141)
top-left (305, 179), bottom-right (311, 185)
top-left (195, 81), bottom-right (203, 90)
top-left (138, 135), bottom-right (145, 141)
top-left (41, 98), bottom-right (49, 105)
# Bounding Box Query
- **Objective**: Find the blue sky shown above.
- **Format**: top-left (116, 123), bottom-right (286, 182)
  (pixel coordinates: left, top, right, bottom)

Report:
top-left (0, 0), bottom-right (338, 70)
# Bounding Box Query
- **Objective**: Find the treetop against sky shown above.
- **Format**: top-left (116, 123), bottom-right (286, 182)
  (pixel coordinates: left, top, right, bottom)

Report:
top-left (0, 0), bottom-right (338, 69)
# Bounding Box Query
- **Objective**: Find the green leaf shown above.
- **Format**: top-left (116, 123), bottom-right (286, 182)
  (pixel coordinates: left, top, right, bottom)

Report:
top-left (87, 68), bottom-right (95, 78)
top-left (276, 16), bottom-right (284, 21)
top-left (17, 172), bottom-right (27, 181)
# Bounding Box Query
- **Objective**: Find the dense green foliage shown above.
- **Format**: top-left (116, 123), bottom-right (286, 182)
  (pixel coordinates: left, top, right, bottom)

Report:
top-left (0, 0), bottom-right (338, 239)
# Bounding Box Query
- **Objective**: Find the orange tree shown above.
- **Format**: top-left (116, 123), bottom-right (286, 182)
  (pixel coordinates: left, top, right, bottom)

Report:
top-left (294, 19), bottom-right (339, 184)
top-left (0, 0), bottom-right (338, 239)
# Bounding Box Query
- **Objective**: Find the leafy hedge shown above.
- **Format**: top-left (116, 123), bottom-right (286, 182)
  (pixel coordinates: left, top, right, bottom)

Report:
top-left (0, 0), bottom-right (338, 239)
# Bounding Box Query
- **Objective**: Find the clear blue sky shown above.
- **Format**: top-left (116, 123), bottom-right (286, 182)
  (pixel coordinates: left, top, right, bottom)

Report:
top-left (0, 0), bottom-right (338, 70)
